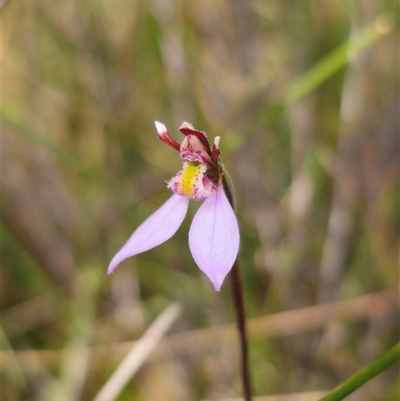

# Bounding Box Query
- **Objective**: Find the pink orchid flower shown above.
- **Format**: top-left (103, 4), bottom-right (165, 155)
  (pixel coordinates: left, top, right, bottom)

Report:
top-left (108, 121), bottom-right (239, 291)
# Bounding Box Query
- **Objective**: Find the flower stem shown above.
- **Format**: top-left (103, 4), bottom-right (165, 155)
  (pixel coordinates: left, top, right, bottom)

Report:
top-left (230, 260), bottom-right (253, 401)
top-left (222, 173), bottom-right (253, 401)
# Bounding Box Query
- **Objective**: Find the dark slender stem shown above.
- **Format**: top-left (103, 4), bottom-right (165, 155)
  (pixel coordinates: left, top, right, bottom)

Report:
top-left (222, 172), bottom-right (253, 401)
top-left (230, 260), bottom-right (253, 401)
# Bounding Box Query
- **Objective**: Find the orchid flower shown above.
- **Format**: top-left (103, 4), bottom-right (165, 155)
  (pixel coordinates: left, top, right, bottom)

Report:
top-left (108, 121), bottom-right (240, 291)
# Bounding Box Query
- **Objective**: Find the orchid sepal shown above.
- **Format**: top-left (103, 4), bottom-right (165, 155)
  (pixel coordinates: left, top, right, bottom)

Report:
top-left (107, 194), bottom-right (189, 274)
top-left (189, 182), bottom-right (240, 291)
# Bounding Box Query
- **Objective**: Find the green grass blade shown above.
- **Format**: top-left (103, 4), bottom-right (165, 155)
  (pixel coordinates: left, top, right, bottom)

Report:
top-left (285, 15), bottom-right (393, 104)
top-left (318, 342), bottom-right (400, 401)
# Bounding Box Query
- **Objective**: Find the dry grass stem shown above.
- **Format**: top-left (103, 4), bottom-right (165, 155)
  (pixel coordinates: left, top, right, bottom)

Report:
top-left (3, 288), bottom-right (396, 374)
top-left (201, 390), bottom-right (329, 401)
top-left (93, 302), bottom-right (182, 401)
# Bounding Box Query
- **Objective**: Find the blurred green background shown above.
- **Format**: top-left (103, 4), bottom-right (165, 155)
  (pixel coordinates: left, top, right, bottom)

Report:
top-left (2, 0), bottom-right (399, 400)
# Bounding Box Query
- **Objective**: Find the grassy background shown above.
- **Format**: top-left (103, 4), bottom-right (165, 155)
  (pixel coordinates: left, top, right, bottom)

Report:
top-left (2, 0), bottom-right (399, 400)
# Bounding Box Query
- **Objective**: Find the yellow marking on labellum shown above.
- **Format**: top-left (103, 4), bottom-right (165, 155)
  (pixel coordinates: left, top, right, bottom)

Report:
top-left (178, 162), bottom-right (203, 197)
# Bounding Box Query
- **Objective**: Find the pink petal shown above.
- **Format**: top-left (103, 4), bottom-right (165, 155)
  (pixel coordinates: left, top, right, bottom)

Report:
top-left (188, 183), bottom-right (240, 291)
top-left (108, 195), bottom-right (189, 274)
